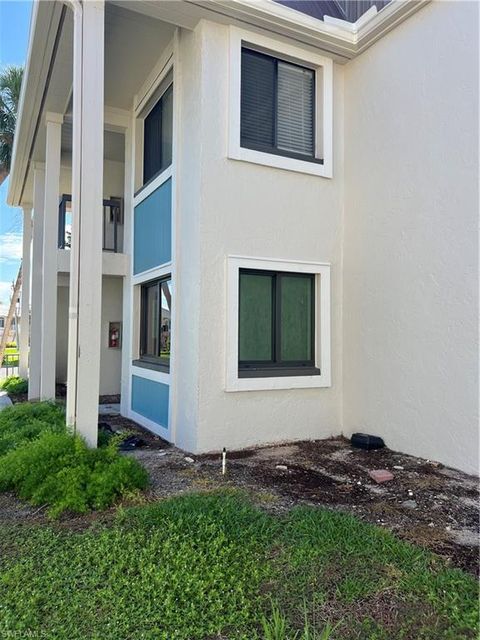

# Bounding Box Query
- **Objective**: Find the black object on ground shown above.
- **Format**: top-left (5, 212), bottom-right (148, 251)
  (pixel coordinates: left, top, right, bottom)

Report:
top-left (351, 433), bottom-right (385, 450)
top-left (98, 421), bottom-right (115, 434)
top-left (119, 435), bottom-right (146, 451)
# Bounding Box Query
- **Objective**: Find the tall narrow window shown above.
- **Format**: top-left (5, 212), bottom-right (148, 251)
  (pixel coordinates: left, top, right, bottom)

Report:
top-left (238, 269), bottom-right (318, 377)
top-left (241, 48), bottom-right (315, 161)
top-left (140, 276), bottom-right (172, 369)
top-left (143, 84), bottom-right (173, 185)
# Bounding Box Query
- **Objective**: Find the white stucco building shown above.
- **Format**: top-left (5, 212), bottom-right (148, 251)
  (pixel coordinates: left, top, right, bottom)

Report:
top-left (7, 0), bottom-right (479, 474)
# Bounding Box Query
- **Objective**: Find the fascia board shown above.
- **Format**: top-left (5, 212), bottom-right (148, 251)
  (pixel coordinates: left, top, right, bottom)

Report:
top-left (198, 0), bottom-right (429, 55)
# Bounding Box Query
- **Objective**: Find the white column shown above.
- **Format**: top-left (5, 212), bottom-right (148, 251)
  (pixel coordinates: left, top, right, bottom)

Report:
top-left (40, 112), bottom-right (63, 401)
top-left (29, 165), bottom-right (45, 400)
top-left (120, 121), bottom-right (133, 417)
top-left (19, 205), bottom-right (32, 379)
top-left (66, 0), bottom-right (104, 446)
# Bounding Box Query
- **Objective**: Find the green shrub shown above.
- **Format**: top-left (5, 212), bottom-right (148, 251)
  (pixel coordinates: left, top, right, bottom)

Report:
top-left (0, 401), bottom-right (66, 456)
top-left (0, 431), bottom-right (149, 517)
top-left (5, 341), bottom-right (17, 348)
top-left (0, 375), bottom-right (28, 396)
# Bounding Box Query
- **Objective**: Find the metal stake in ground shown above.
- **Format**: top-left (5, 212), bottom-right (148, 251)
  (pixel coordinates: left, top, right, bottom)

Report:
top-left (222, 448), bottom-right (227, 475)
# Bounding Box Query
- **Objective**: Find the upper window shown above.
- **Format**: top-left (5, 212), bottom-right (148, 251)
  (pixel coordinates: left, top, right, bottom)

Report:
top-left (238, 269), bottom-right (319, 377)
top-left (143, 83), bottom-right (173, 185)
top-left (241, 49), bottom-right (317, 162)
top-left (139, 276), bottom-right (172, 370)
top-left (228, 28), bottom-right (333, 178)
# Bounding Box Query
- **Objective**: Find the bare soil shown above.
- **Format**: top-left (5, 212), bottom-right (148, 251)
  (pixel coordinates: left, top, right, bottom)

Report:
top-left (1, 410), bottom-right (478, 576)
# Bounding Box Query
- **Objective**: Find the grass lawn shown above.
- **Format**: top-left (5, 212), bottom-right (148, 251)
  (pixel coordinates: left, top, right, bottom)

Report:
top-left (0, 491), bottom-right (477, 640)
top-left (2, 347), bottom-right (19, 367)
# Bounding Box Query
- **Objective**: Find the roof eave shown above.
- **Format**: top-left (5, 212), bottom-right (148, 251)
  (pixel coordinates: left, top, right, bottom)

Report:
top-left (7, 1), bottom-right (65, 207)
top-left (8, 0), bottom-right (429, 207)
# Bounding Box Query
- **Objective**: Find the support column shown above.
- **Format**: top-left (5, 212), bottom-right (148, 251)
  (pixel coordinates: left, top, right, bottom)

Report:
top-left (66, 0), bottom-right (104, 446)
top-left (120, 122), bottom-right (133, 418)
top-left (19, 205), bottom-right (32, 379)
top-left (29, 165), bottom-right (45, 400)
top-left (40, 112), bottom-right (63, 400)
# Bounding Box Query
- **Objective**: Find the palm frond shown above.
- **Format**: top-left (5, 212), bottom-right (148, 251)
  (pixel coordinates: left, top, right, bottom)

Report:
top-left (0, 65), bottom-right (24, 175)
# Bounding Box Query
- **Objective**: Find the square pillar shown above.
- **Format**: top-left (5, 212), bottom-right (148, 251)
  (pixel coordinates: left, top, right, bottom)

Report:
top-left (66, 0), bottom-right (104, 446)
top-left (19, 205), bottom-right (32, 379)
top-left (28, 164), bottom-right (45, 400)
top-left (40, 112), bottom-right (63, 400)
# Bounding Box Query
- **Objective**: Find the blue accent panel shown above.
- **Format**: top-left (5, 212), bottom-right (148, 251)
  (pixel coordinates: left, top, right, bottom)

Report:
top-left (131, 375), bottom-right (169, 429)
top-left (134, 178), bottom-right (172, 274)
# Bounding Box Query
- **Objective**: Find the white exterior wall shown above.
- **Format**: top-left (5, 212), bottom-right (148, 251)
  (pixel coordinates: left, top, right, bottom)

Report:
top-left (56, 283), bottom-right (69, 382)
top-left (56, 276), bottom-right (123, 395)
top-left (174, 21), bottom-right (345, 453)
top-left (99, 276), bottom-right (123, 395)
top-left (343, 1), bottom-right (479, 474)
top-left (55, 159), bottom-right (125, 395)
top-left (173, 27), bottom-right (204, 452)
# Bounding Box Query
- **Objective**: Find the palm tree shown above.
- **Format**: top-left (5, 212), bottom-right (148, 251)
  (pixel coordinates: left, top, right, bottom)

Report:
top-left (0, 65), bottom-right (23, 187)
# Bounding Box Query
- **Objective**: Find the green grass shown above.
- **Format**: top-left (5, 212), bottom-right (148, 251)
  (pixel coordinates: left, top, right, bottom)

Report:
top-left (1, 348), bottom-right (19, 367)
top-left (0, 491), bottom-right (477, 640)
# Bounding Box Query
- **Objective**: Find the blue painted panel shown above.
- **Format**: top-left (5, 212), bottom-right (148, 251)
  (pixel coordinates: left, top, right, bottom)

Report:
top-left (134, 178), bottom-right (172, 274)
top-left (131, 375), bottom-right (169, 429)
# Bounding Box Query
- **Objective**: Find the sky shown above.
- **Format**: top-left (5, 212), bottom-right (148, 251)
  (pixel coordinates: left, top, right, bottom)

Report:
top-left (0, 0), bottom-right (32, 312)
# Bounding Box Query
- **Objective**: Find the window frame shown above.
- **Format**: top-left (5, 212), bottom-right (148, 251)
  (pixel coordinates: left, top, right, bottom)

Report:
top-left (138, 275), bottom-right (172, 372)
top-left (228, 27), bottom-right (333, 178)
top-left (238, 268), bottom-right (318, 376)
top-left (240, 49), bottom-right (321, 165)
top-left (226, 256), bottom-right (331, 392)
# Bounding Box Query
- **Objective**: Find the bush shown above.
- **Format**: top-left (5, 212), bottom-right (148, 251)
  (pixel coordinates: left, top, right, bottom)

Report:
top-left (0, 401), bottom-right (65, 456)
top-left (0, 375), bottom-right (28, 396)
top-left (5, 342), bottom-right (17, 348)
top-left (0, 431), bottom-right (149, 517)
top-left (0, 401), bottom-right (149, 517)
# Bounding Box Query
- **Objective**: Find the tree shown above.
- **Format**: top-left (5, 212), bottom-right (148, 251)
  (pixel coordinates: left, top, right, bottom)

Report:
top-left (0, 65), bottom-right (23, 187)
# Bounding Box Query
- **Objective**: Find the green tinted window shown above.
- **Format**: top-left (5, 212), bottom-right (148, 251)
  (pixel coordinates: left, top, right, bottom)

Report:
top-left (280, 275), bottom-right (312, 362)
top-left (238, 269), bottom-right (315, 374)
top-left (239, 273), bottom-right (273, 362)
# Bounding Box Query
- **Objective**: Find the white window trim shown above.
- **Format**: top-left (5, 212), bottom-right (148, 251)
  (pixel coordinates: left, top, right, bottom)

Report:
top-left (131, 364), bottom-right (170, 386)
top-left (228, 27), bottom-right (333, 178)
top-left (226, 255), bottom-right (331, 392)
top-left (134, 164), bottom-right (172, 208)
top-left (132, 262), bottom-right (172, 287)
top-left (129, 408), bottom-right (170, 438)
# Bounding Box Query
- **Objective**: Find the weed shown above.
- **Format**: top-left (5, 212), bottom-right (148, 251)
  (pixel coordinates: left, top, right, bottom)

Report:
top-left (0, 375), bottom-right (28, 396)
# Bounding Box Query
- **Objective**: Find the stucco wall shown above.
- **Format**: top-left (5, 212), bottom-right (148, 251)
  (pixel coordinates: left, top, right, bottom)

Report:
top-left (56, 276), bottom-right (123, 396)
top-left (342, 1), bottom-right (479, 473)
top-left (56, 283), bottom-right (69, 382)
top-left (100, 276), bottom-right (123, 396)
top-left (173, 27), bottom-right (204, 452)
top-left (181, 20), bottom-right (345, 453)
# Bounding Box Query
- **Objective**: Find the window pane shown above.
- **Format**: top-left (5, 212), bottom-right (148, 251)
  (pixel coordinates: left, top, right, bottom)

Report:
top-left (161, 85), bottom-right (173, 173)
top-left (241, 49), bottom-right (275, 149)
top-left (277, 61), bottom-right (314, 157)
top-left (280, 275), bottom-right (313, 362)
top-left (144, 284), bottom-right (160, 357)
top-left (143, 84), bottom-right (173, 184)
top-left (239, 272), bottom-right (273, 362)
top-left (160, 279), bottom-right (172, 363)
top-left (143, 100), bottom-right (162, 184)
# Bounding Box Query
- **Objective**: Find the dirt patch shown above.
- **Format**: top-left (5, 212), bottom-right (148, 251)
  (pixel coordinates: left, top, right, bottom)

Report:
top-left (0, 419), bottom-right (477, 575)
top-left (132, 436), bottom-right (479, 575)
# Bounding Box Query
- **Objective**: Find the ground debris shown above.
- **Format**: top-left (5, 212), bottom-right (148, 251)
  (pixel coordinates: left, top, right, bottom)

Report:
top-left (369, 469), bottom-right (394, 483)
